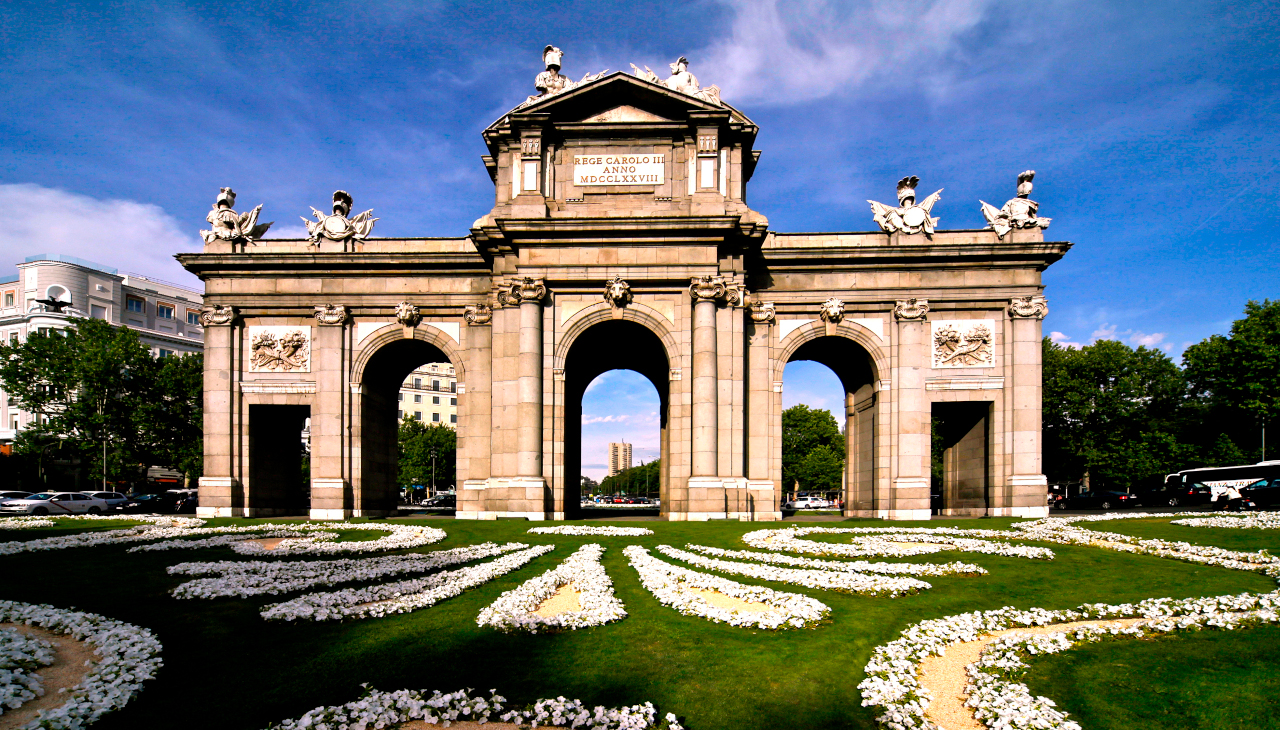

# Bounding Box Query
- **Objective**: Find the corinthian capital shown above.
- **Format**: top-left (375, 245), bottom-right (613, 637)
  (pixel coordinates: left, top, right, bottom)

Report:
top-left (199, 304), bottom-right (239, 327)
top-left (749, 301), bottom-right (776, 324)
top-left (1009, 295), bottom-right (1049, 319)
top-left (464, 303), bottom-right (493, 325)
top-left (499, 276), bottom-right (548, 306)
top-left (313, 304), bottom-right (349, 325)
top-left (893, 298), bottom-right (930, 321)
top-left (689, 275), bottom-right (728, 303)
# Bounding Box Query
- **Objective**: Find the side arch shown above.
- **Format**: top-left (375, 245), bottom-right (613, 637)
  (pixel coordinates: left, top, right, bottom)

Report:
top-left (553, 301), bottom-right (682, 369)
top-left (352, 323), bottom-right (467, 386)
top-left (773, 319), bottom-right (888, 384)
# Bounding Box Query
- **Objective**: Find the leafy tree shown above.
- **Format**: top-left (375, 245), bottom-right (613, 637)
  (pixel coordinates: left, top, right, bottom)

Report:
top-left (0, 318), bottom-right (168, 487)
top-left (580, 475), bottom-right (600, 493)
top-left (600, 459), bottom-right (660, 495)
top-left (1042, 337), bottom-right (1186, 491)
top-left (136, 352), bottom-right (204, 483)
top-left (397, 418), bottom-right (456, 491)
top-left (782, 404), bottom-right (845, 492)
top-left (1182, 299), bottom-right (1280, 462)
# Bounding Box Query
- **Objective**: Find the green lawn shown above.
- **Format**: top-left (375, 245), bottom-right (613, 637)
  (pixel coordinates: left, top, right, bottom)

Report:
top-left (1, 516), bottom-right (1276, 730)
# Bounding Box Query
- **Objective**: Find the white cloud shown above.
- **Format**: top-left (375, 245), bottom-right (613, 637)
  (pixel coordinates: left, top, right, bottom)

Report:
top-left (0, 184), bottom-right (202, 287)
top-left (1128, 331), bottom-right (1166, 348)
top-left (1049, 331), bottom-right (1083, 349)
top-left (694, 0), bottom-right (997, 105)
top-left (1090, 323), bottom-right (1119, 341)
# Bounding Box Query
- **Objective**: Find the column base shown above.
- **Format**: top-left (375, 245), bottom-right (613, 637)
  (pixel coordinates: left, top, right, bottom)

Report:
top-left (879, 508), bottom-right (932, 521)
top-left (986, 505), bottom-right (1050, 518)
top-left (311, 509), bottom-right (354, 520)
top-left (196, 506), bottom-right (245, 518)
top-left (455, 477), bottom-right (554, 519)
top-left (310, 479), bottom-right (350, 520)
top-left (891, 477), bottom-right (930, 515)
top-left (197, 476), bottom-right (241, 517)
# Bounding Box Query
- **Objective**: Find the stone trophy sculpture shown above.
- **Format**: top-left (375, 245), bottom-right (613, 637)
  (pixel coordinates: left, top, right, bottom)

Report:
top-left (630, 56), bottom-right (722, 106)
top-left (520, 45), bottom-right (607, 107)
top-left (200, 188), bottom-right (273, 245)
top-left (304, 190), bottom-right (378, 244)
top-left (980, 171), bottom-right (1052, 239)
top-left (869, 176), bottom-right (942, 237)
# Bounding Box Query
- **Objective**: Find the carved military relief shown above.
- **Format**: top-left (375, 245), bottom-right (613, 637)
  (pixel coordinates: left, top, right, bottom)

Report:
top-left (819, 298), bottom-right (844, 323)
top-left (313, 304), bottom-right (349, 325)
top-left (395, 301), bottom-right (421, 327)
top-left (248, 327), bottom-right (311, 373)
top-left (602, 276), bottom-right (632, 307)
top-left (688, 275), bottom-right (727, 303)
top-left (199, 304), bottom-right (238, 327)
top-left (932, 320), bottom-right (996, 368)
top-left (630, 56), bottom-right (722, 106)
top-left (981, 171), bottom-right (1052, 239)
top-left (464, 303), bottom-right (493, 325)
top-left (498, 277), bottom-right (548, 306)
top-left (749, 300), bottom-right (776, 324)
top-left (1009, 295), bottom-right (1049, 319)
top-left (870, 177), bottom-right (942, 237)
top-left (893, 298), bottom-right (931, 321)
top-left (200, 188), bottom-right (273, 245)
top-left (304, 190), bottom-right (377, 243)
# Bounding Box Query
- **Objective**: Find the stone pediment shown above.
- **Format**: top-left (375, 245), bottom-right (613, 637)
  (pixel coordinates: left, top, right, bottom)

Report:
top-left (579, 105), bottom-right (670, 123)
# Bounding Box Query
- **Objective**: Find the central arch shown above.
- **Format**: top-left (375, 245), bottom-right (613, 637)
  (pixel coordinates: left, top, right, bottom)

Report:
top-left (561, 318), bottom-right (671, 517)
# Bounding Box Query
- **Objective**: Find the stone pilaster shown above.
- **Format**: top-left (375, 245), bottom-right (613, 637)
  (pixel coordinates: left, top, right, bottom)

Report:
top-left (891, 299), bottom-right (931, 520)
top-left (745, 301), bottom-right (779, 520)
top-left (310, 304), bottom-right (351, 520)
top-left (1007, 295), bottom-right (1049, 517)
top-left (458, 303), bottom-right (493, 520)
top-left (502, 278), bottom-right (548, 517)
top-left (197, 305), bottom-right (240, 517)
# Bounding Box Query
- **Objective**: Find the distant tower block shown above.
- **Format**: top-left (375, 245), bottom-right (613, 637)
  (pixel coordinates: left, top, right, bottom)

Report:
top-left (609, 442), bottom-right (633, 477)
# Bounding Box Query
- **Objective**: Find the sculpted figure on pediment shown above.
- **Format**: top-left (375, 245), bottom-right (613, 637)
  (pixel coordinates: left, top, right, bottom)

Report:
top-left (630, 56), bottom-right (722, 106)
top-left (869, 176), bottom-right (942, 237)
top-left (980, 170), bottom-right (1052, 239)
top-left (521, 46), bottom-right (607, 108)
top-left (304, 190), bottom-right (377, 243)
top-left (200, 188), bottom-right (273, 245)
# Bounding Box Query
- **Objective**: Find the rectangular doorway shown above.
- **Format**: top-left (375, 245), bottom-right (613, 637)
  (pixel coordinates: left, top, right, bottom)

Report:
top-left (931, 402), bottom-right (991, 517)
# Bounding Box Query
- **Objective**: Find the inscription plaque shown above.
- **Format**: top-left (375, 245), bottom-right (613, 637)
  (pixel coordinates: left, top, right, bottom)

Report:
top-left (574, 154), bottom-right (665, 185)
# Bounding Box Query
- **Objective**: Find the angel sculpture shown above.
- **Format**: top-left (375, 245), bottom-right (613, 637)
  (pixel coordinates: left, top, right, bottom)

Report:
top-left (304, 190), bottom-right (377, 244)
top-left (630, 56), bottom-right (722, 106)
top-left (200, 188), bottom-right (273, 245)
top-left (980, 170), bottom-right (1051, 239)
top-left (869, 176), bottom-right (942, 237)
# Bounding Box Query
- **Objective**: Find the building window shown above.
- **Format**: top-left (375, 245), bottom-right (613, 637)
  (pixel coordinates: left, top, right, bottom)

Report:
top-left (157, 303), bottom-right (174, 320)
top-left (432, 379), bottom-right (440, 391)
top-left (126, 297), bottom-right (145, 313)
top-left (7, 333), bottom-right (16, 345)
top-left (432, 396), bottom-right (439, 405)
top-left (37, 328), bottom-right (51, 337)
top-left (432, 412), bottom-right (440, 422)
top-left (450, 414), bottom-right (457, 424)
top-left (398, 410), bottom-right (403, 419)
top-left (450, 382), bottom-right (457, 393)
top-left (450, 397), bottom-right (457, 406)
top-left (397, 393), bottom-right (403, 401)
top-left (158, 349), bottom-right (174, 358)
top-left (413, 378), bottom-right (421, 388)
top-left (414, 394), bottom-right (422, 403)
top-left (187, 311), bottom-right (200, 325)
top-left (414, 411), bottom-right (422, 421)
top-left (91, 304), bottom-right (108, 320)
top-left (3, 292), bottom-right (12, 307)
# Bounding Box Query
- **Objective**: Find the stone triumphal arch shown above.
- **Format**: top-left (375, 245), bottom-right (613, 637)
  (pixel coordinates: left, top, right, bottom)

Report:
top-left (180, 49), bottom-right (1070, 521)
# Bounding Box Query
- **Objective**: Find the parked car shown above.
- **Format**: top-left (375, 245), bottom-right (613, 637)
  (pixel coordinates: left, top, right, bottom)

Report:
top-left (87, 492), bottom-right (129, 511)
top-left (421, 494), bottom-right (456, 509)
top-left (1241, 478), bottom-right (1280, 509)
top-left (0, 491), bottom-right (32, 501)
top-left (0, 492), bottom-right (110, 516)
top-left (1054, 490), bottom-right (1139, 511)
top-left (121, 491), bottom-right (185, 514)
top-left (1136, 483), bottom-right (1212, 508)
top-left (785, 497), bottom-right (825, 510)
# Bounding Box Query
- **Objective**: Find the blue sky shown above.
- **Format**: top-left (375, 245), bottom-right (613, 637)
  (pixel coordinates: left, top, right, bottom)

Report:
top-left (1, 1), bottom-right (1276, 477)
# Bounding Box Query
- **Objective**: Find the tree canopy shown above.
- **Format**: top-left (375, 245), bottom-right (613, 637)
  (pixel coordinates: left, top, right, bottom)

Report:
top-left (600, 459), bottom-right (660, 495)
top-left (397, 418), bottom-right (456, 491)
top-left (782, 404), bottom-right (845, 492)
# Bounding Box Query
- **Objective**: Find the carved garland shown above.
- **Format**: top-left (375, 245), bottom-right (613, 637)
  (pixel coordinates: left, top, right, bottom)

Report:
top-left (313, 304), bottom-right (349, 325)
top-left (893, 298), bottom-right (930, 321)
top-left (1009, 295), bottom-right (1049, 319)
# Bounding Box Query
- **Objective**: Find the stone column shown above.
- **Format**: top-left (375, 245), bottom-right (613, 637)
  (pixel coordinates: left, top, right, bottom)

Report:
top-left (746, 301), bottom-right (778, 520)
top-left (458, 303), bottom-right (493, 519)
top-left (1008, 295), bottom-right (1050, 517)
top-left (891, 298), bottom-right (931, 520)
top-left (689, 276), bottom-right (726, 478)
top-left (501, 277), bottom-right (548, 518)
top-left (196, 305), bottom-right (239, 518)
top-left (310, 305), bottom-right (352, 520)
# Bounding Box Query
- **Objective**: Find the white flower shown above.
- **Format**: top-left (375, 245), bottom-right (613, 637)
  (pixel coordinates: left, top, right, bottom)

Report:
top-left (477, 544), bottom-right (627, 633)
top-left (682, 544), bottom-right (987, 577)
top-left (741, 527), bottom-right (1055, 561)
top-left (528, 526), bottom-right (655, 536)
top-left (655, 544), bottom-right (931, 596)
top-left (0, 627), bottom-right (55, 713)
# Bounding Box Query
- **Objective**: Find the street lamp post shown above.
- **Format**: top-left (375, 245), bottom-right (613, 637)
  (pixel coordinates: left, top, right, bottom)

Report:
top-left (430, 447), bottom-right (438, 498)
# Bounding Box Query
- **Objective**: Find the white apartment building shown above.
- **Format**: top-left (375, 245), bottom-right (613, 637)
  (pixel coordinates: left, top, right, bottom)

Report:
top-left (608, 442), bottom-right (633, 477)
top-left (397, 362), bottom-right (458, 427)
top-left (0, 254), bottom-right (204, 450)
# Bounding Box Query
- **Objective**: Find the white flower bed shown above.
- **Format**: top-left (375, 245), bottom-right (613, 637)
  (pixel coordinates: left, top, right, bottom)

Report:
top-left (623, 545), bottom-right (829, 630)
top-left (1171, 512), bottom-right (1280, 530)
top-left (168, 542), bottom-right (530, 599)
top-left (0, 627), bottom-right (54, 713)
top-left (683, 544), bottom-right (988, 577)
top-left (261, 544), bottom-right (556, 621)
top-left (0, 600), bottom-right (163, 729)
top-left (527, 525), bottom-right (655, 536)
top-left (656, 544), bottom-right (931, 597)
top-left (0, 518), bottom-right (56, 531)
top-left (860, 568), bottom-right (1280, 730)
top-left (264, 685), bottom-right (684, 730)
top-left (477, 544), bottom-right (627, 633)
top-left (741, 527), bottom-right (1056, 561)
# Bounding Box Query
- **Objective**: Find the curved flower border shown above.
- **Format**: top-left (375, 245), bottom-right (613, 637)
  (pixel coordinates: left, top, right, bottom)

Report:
top-left (477, 543), bottom-right (627, 633)
top-left (261, 544), bottom-right (556, 622)
top-left (656, 544), bottom-right (931, 597)
top-left (168, 542), bottom-right (530, 599)
top-left (624, 545), bottom-right (829, 630)
top-left (0, 600), bottom-right (164, 729)
top-left (742, 527), bottom-right (1055, 561)
top-left (0, 627), bottom-right (54, 714)
top-left (683, 544), bottom-right (988, 577)
top-left (528, 525), bottom-right (655, 536)
top-left (264, 685), bottom-right (684, 730)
